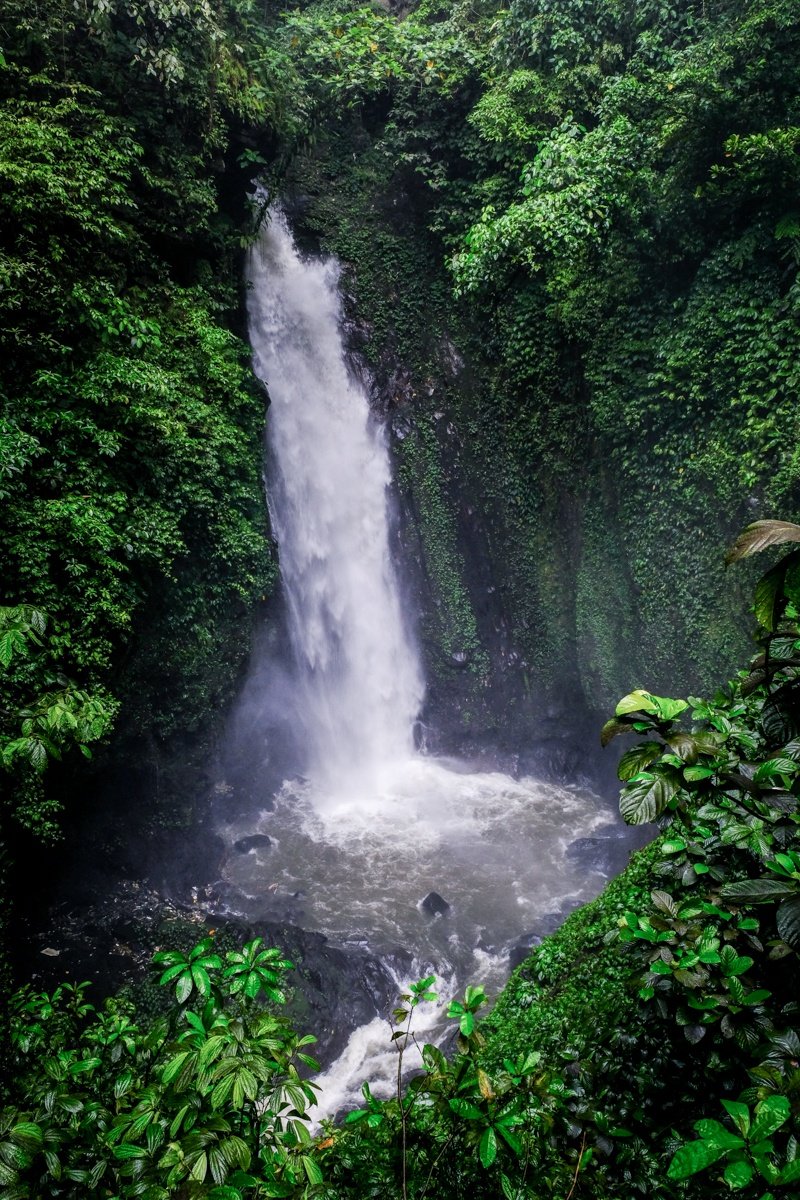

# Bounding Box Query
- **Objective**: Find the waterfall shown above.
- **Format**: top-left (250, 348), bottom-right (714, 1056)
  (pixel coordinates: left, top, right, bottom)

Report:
top-left (231, 204), bottom-right (629, 1116)
top-left (246, 209), bottom-right (424, 790)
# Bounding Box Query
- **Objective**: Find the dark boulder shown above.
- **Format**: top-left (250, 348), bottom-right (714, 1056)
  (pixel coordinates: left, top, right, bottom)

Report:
top-left (566, 836), bottom-right (630, 877)
top-left (420, 891), bottom-right (450, 917)
top-left (233, 834), bottom-right (271, 855)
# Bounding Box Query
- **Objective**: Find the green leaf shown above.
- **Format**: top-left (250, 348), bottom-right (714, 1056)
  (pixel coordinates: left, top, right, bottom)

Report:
top-left (776, 895), bottom-right (800, 950)
top-left (721, 1102), bottom-right (750, 1137)
top-left (620, 771), bottom-right (679, 825)
top-left (601, 718), bottom-right (634, 746)
top-left (616, 690), bottom-right (659, 717)
top-left (754, 758), bottom-right (798, 783)
top-left (176, 973), bottom-right (193, 1004)
top-left (724, 1160), bottom-right (754, 1189)
top-left (662, 839), bottom-right (687, 855)
top-left (749, 1096), bottom-right (790, 1144)
top-left (668, 1139), bottom-right (730, 1180)
top-left (652, 696), bottom-right (689, 721)
top-left (684, 765), bottom-right (715, 781)
top-left (721, 879), bottom-right (797, 903)
top-left (618, 742), bottom-right (663, 781)
top-left (779, 1158), bottom-right (800, 1184)
top-left (753, 564), bottom-right (786, 632)
top-left (479, 1127), bottom-right (497, 1169)
top-left (694, 1120), bottom-right (744, 1151)
top-left (449, 1099), bottom-right (483, 1121)
top-left (301, 1155), bottom-right (323, 1185)
top-left (726, 521), bottom-right (800, 564)
top-left (112, 1145), bottom-right (148, 1160)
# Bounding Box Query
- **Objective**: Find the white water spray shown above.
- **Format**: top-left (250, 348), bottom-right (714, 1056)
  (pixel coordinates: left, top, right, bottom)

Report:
top-left (247, 210), bottom-right (424, 789)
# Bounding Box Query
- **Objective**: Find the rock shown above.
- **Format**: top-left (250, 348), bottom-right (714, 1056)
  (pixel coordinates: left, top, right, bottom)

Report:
top-left (420, 891), bottom-right (450, 918)
top-left (509, 936), bottom-right (541, 972)
top-left (566, 836), bottom-right (630, 877)
top-left (233, 834), bottom-right (271, 855)
top-left (508, 911), bottom-right (565, 970)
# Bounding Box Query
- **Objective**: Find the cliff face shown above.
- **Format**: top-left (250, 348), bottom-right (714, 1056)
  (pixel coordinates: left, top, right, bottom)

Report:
top-left (277, 0), bottom-right (800, 756)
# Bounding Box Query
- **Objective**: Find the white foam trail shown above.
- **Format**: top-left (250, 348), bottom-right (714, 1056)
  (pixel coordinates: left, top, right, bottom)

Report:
top-left (311, 967), bottom-right (458, 1125)
top-left (246, 210), bottom-right (424, 790)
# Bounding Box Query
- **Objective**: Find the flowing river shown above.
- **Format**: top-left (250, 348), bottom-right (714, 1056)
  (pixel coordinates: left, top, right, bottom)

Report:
top-left (213, 207), bottom-right (631, 1116)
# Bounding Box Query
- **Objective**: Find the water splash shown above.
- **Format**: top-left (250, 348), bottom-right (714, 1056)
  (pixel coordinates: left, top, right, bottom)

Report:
top-left (246, 209), bottom-right (424, 790)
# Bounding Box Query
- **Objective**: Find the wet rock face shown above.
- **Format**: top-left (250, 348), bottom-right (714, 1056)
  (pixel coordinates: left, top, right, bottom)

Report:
top-left (21, 881), bottom-right (407, 1065)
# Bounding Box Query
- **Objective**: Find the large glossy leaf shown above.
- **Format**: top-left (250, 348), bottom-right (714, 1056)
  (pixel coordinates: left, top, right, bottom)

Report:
top-left (667, 1138), bottom-right (729, 1180)
top-left (616, 690), bottom-right (659, 717)
top-left (753, 563), bottom-right (787, 632)
top-left (600, 718), bottom-right (635, 747)
top-left (618, 741), bottom-right (663, 781)
top-left (776, 895), bottom-right (800, 950)
top-left (749, 1095), bottom-right (790, 1144)
top-left (724, 1160), bottom-right (754, 1189)
top-left (721, 879), bottom-right (797, 904)
top-left (725, 521), bottom-right (800, 564)
top-left (619, 771), bottom-right (679, 825)
top-left (479, 1127), bottom-right (497, 1168)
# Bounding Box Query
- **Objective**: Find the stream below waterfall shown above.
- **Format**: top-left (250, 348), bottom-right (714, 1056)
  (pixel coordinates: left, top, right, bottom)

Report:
top-left (210, 205), bottom-right (641, 1118)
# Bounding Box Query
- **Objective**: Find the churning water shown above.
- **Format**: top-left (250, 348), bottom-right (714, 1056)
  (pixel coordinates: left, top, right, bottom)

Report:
top-left (223, 208), bottom-right (626, 1114)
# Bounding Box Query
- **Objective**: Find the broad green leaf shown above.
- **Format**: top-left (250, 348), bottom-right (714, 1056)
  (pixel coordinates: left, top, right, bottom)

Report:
top-left (780, 1158), bottom-right (800, 1183)
top-left (302, 1155), bottom-right (323, 1185)
top-left (694, 1120), bottom-right (744, 1151)
top-left (725, 521), bottom-right (800, 564)
top-left (667, 1139), bottom-right (729, 1180)
top-left (652, 696), bottom-right (689, 721)
top-left (616, 690), bottom-right (659, 717)
top-left (684, 765), bottom-right (715, 781)
top-left (776, 895), bottom-right (800, 950)
top-left (754, 758), bottom-right (798, 783)
top-left (449, 1099), bottom-right (483, 1121)
top-left (176, 973), bottom-right (193, 1004)
top-left (721, 1101), bottom-right (750, 1137)
top-left (721, 879), bottom-right (797, 904)
top-left (749, 1096), bottom-right (790, 1144)
top-left (620, 771), bottom-right (679, 825)
top-left (479, 1127), bottom-right (497, 1169)
top-left (725, 1160), bottom-right (754, 1189)
top-left (618, 741), bottom-right (663, 781)
top-left (753, 564), bottom-right (786, 632)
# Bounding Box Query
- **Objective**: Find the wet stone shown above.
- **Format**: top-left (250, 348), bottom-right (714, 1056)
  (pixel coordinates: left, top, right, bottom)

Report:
top-left (420, 891), bottom-right (450, 918)
top-left (233, 834), bottom-right (272, 855)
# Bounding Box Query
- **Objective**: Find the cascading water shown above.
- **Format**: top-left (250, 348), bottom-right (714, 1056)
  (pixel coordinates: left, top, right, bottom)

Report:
top-left (246, 209), bottom-right (424, 791)
top-left (216, 205), bottom-right (641, 1114)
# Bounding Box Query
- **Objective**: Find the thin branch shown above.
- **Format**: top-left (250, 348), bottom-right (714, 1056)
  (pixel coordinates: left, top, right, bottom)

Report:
top-left (418, 1134), bottom-right (455, 1200)
top-left (565, 1131), bottom-right (587, 1200)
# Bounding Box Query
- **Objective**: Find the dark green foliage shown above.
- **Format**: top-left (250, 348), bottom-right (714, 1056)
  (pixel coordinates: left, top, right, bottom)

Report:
top-left (0, 0), bottom-right (286, 842)
top-left (2, 937), bottom-right (320, 1198)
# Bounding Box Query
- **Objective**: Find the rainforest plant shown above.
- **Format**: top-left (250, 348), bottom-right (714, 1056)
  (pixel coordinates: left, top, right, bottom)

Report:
top-left (1, 937), bottom-right (320, 1198)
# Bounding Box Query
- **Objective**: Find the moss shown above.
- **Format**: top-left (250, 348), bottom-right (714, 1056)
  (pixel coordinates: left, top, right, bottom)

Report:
top-left (397, 420), bottom-right (487, 676)
top-left (481, 839), bottom-right (662, 1068)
